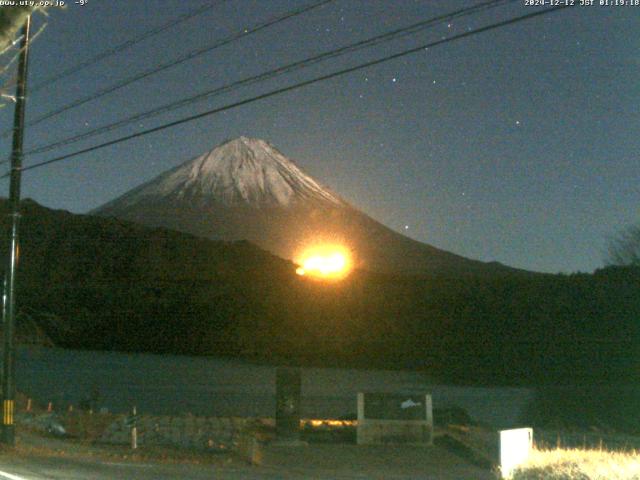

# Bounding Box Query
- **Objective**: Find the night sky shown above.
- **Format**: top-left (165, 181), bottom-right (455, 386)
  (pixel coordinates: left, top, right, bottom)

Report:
top-left (0, 0), bottom-right (637, 273)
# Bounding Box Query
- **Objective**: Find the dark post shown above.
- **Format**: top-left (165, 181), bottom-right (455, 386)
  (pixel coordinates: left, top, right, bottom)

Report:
top-left (275, 367), bottom-right (302, 443)
top-left (2, 15), bottom-right (32, 446)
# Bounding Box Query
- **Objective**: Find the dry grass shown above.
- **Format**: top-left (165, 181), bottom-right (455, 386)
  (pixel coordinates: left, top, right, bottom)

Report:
top-left (511, 447), bottom-right (640, 480)
top-left (10, 430), bottom-right (238, 467)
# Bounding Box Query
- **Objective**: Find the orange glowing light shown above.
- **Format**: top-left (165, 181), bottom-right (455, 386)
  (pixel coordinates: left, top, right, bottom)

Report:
top-left (302, 419), bottom-right (357, 427)
top-left (295, 245), bottom-right (352, 280)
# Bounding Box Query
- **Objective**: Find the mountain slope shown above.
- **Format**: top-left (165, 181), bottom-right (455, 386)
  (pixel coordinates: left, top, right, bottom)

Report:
top-left (95, 137), bottom-right (513, 275)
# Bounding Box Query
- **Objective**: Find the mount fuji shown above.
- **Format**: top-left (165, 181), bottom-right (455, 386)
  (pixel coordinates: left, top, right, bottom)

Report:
top-left (94, 136), bottom-right (511, 274)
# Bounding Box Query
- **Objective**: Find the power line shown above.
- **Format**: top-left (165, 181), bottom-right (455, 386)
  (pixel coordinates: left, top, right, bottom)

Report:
top-left (11, 0), bottom-right (335, 134)
top-left (29, 1), bottom-right (228, 93)
top-left (23, 0), bottom-right (514, 158)
top-left (3, 5), bottom-right (572, 179)
top-left (11, 4), bottom-right (570, 176)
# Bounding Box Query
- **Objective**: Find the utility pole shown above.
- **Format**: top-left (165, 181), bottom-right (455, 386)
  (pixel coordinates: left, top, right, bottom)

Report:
top-left (2, 14), bottom-right (32, 446)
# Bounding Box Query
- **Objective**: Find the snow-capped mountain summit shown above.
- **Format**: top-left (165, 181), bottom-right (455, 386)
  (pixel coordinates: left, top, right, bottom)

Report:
top-left (95, 137), bottom-right (512, 275)
top-left (101, 137), bottom-right (343, 211)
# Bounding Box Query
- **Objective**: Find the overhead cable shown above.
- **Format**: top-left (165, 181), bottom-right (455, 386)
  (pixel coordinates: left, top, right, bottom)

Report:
top-left (3, 5), bottom-right (572, 178)
top-left (29, 0), bottom-right (229, 93)
top-left (24, 0), bottom-right (513, 157)
top-left (14, 0), bottom-right (335, 133)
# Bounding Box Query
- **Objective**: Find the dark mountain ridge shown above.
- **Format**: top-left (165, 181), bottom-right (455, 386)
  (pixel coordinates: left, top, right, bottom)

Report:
top-left (1, 198), bottom-right (638, 390)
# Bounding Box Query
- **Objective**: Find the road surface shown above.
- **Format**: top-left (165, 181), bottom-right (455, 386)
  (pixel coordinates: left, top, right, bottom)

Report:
top-left (0, 444), bottom-right (496, 479)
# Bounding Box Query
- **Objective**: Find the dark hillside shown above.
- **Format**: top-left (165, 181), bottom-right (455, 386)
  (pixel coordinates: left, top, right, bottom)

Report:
top-left (1, 199), bottom-right (638, 387)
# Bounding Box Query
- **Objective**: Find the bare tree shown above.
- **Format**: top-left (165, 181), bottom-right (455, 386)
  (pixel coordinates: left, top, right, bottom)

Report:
top-left (606, 224), bottom-right (640, 267)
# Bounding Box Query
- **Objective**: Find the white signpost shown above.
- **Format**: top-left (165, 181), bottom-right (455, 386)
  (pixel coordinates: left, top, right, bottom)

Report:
top-left (499, 427), bottom-right (533, 478)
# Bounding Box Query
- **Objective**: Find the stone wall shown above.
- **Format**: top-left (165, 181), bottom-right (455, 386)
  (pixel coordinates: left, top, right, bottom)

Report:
top-left (100, 415), bottom-right (274, 451)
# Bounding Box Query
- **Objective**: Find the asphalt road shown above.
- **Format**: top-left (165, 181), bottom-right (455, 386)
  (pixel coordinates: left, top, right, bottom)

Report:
top-left (0, 456), bottom-right (305, 480)
top-left (0, 444), bottom-right (496, 480)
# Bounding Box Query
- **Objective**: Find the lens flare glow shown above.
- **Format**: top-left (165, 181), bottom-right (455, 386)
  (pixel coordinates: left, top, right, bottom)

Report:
top-left (295, 245), bottom-right (352, 280)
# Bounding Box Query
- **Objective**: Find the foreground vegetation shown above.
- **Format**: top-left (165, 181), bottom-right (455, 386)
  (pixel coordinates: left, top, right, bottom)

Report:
top-left (512, 448), bottom-right (640, 480)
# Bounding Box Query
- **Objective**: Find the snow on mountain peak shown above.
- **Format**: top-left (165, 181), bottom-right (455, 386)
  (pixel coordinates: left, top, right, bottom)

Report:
top-left (115, 137), bottom-right (344, 209)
